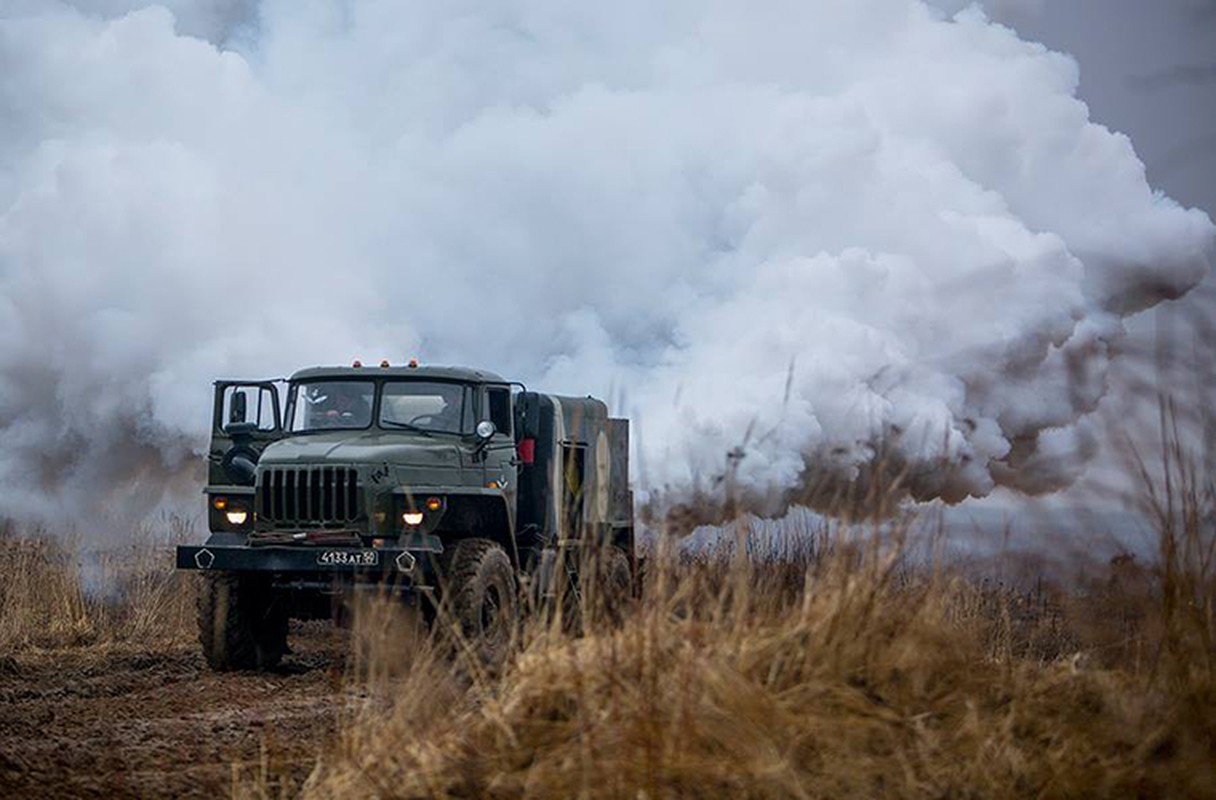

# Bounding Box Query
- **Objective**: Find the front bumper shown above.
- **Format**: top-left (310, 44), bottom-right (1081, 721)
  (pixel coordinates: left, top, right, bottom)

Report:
top-left (176, 532), bottom-right (443, 583)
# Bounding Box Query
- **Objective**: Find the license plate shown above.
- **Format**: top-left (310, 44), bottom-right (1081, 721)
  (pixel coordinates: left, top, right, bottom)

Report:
top-left (317, 549), bottom-right (380, 567)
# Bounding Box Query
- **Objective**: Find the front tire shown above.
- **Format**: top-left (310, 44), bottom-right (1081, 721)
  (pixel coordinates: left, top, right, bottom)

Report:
top-left (197, 573), bottom-right (288, 671)
top-left (442, 539), bottom-right (518, 670)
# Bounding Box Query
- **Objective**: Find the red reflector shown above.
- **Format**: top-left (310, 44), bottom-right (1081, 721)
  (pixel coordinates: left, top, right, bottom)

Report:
top-left (517, 438), bottom-right (535, 465)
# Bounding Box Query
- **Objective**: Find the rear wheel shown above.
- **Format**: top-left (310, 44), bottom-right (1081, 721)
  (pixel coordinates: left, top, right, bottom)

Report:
top-left (443, 539), bottom-right (518, 670)
top-left (197, 573), bottom-right (288, 671)
top-left (593, 545), bottom-right (634, 628)
top-left (534, 546), bottom-right (633, 632)
top-left (532, 548), bottom-right (578, 630)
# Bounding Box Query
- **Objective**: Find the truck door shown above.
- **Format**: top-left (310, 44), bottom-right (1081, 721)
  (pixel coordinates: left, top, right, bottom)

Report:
top-left (209, 381), bottom-right (284, 488)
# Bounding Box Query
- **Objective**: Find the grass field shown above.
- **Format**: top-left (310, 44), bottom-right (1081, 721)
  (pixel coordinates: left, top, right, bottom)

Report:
top-left (0, 418), bottom-right (1212, 798)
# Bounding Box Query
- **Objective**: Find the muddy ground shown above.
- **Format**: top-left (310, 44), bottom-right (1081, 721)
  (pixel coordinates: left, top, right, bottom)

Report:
top-left (0, 623), bottom-right (345, 799)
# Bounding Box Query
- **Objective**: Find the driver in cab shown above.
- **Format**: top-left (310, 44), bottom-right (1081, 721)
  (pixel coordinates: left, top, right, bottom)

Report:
top-left (310, 385), bottom-right (371, 429)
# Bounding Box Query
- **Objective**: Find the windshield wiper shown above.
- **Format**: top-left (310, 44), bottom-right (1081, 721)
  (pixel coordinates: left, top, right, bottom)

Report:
top-left (380, 420), bottom-right (435, 437)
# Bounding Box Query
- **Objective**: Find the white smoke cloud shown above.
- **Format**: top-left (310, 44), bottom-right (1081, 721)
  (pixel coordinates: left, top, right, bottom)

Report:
top-left (0, 0), bottom-right (1211, 526)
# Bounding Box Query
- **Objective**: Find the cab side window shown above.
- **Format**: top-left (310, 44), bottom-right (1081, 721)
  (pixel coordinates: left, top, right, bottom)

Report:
top-left (486, 387), bottom-right (512, 436)
top-left (222, 385), bottom-right (279, 432)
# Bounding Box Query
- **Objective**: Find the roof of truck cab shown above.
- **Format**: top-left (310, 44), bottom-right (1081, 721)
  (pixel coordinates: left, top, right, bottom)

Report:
top-left (289, 365), bottom-right (508, 384)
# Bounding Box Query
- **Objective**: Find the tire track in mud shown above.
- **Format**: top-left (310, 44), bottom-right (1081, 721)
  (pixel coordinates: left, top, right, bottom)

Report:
top-left (0, 624), bottom-right (345, 798)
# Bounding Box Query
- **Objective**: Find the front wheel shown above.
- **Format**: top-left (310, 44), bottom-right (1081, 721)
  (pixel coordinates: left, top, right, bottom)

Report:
top-left (196, 573), bottom-right (288, 671)
top-left (442, 539), bottom-right (518, 671)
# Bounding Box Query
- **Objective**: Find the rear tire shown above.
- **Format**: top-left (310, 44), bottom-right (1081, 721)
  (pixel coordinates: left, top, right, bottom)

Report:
top-left (442, 539), bottom-right (517, 670)
top-left (197, 573), bottom-right (288, 671)
top-left (532, 547), bottom-right (579, 632)
top-left (594, 546), bottom-right (634, 628)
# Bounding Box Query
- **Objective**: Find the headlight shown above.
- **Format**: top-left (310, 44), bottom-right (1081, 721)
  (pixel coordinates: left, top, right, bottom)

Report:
top-left (396, 496), bottom-right (443, 531)
top-left (209, 495), bottom-right (252, 532)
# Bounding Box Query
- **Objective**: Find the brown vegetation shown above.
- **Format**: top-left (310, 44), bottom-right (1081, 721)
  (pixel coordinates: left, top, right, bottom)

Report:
top-left (0, 525), bottom-right (194, 652)
top-left (298, 524), bottom-right (1214, 799)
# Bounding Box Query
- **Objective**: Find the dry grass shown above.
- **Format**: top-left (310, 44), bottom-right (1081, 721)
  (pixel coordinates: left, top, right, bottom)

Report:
top-left (290, 524), bottom-right (1211, 799)
top-left (0, 523), bottom-right (195, 653)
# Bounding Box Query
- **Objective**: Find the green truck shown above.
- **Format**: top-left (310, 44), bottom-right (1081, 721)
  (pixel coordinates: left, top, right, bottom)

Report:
top-left (176, 362), bottom-right (634, 670)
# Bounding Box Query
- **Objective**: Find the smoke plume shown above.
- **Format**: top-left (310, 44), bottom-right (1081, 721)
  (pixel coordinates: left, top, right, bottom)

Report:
top-left (0, 0), bottom-right (1212, 527)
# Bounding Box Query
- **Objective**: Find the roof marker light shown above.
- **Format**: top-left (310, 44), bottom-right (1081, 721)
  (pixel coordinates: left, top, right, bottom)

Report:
top-left (408, 358), bottom-right (419, 368)
top-left (380, 359), bottom-right (390, 368)
top-left (352, 360), bottom-right (363, 368)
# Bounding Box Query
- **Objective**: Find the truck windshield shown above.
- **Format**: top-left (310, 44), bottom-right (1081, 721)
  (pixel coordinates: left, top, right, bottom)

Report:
top-left (286, 379), bottom-right (472, 434)
top-left (380, 381), bottom-right (471, 434)
top-left (288, 381), bottom-right (374, 432)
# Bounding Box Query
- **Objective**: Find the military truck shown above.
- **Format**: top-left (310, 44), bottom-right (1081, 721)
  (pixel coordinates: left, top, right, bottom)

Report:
top-left (176, 362), bottom-right (634, 670)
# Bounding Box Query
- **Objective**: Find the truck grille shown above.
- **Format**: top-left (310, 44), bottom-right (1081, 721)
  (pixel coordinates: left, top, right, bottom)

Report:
top-left (258, 467), bottom-right (362, 528)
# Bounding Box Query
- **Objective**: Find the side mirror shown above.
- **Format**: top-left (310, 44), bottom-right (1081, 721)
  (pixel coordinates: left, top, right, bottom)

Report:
top-left (476, 420), bottom-right (496, 440)
top-left (229, 392), bottom-right (248, 425)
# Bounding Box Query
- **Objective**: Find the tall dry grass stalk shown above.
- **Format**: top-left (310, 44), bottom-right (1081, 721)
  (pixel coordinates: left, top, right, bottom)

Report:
top-left (1130, 398), bottom-right (1216, 684)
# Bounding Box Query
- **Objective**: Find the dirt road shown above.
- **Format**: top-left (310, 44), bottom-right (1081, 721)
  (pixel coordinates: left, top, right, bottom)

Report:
top-left (0, 624), bottom-right (344, 798)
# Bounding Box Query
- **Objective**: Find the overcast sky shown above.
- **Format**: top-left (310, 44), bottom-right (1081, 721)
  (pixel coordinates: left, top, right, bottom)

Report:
top-left (991, 0), bottom-right (1216, 216)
